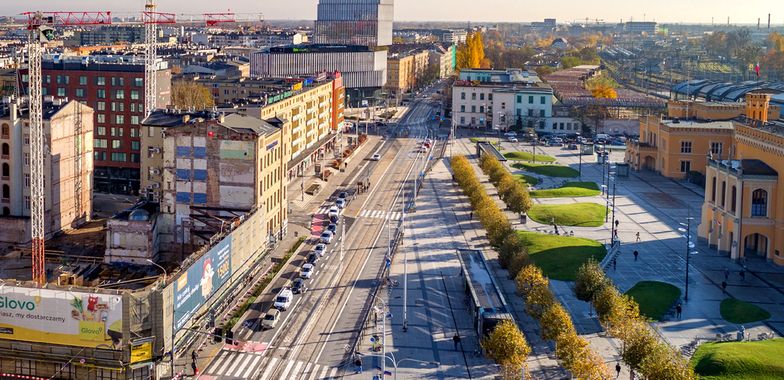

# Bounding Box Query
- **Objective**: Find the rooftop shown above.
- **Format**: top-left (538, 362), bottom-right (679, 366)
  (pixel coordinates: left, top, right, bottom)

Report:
top-left (265, 43), bottom-right (374, 54)
top-left (661, 119), bottom-right (735, 129)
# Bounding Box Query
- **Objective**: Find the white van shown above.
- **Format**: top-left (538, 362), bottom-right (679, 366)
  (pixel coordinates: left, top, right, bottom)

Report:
top-left (273, 288), bottom-right (293, 311)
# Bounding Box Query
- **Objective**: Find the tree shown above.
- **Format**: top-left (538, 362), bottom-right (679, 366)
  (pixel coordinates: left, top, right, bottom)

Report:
top-left (482, 320), bottom-right (531, 380)
top-left (561, 56), bottom-right (582, 69)
top-left (585, 76), bottom-right (618, 99)
top-left (172, 80), bottom-right (215, 110)
top-left (540, 303), bottom-right (575, 342)
top-left (574, 260), bottom-right (610, 302)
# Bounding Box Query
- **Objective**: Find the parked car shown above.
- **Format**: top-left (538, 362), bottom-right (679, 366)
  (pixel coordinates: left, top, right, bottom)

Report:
top-left (507, 137), bottom-right (518, 142)
top-left (307, 252), bottom-right (319, 265)
top-left (327, 223), bottom-right (337, 234)
top-left (300, 263), bottom-right (315, 279)
top-left (314, 243), bottom-right (327, 257)
top-left (328, 206), bottom-right (340, 219)
top-left (273, 288), bottom-right (293, 311)
top-left (320, 231), bottom-right (334, 244)
top-left (338, 191), bottom-right (348, 200)
top-left (336, 198), bottom-right (346, 209)
top-left (292, 278), bottom-right (307, 294)
top-left (371, 153), bottom-right (381, 161)
top-left (547, 140), bottom-right (561, 147)
top-left (261, 308), bottom-right (281, 329)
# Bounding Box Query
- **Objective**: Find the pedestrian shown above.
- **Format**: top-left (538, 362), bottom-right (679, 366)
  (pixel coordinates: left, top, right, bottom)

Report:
top-left (615, 362), bottom-right (621, 378)
top-left (636, 231), bottom-right (641, 242)
top-left (453, 333), bottom-right (461, 350)
top-left (633, 250), bottom-right (639, 261)
top-left (191, 350), bottom-right (197, 362)
top-left (355, 357), bottom-right (364, 373)
top-left (722, 280), bottom-right (728, 294)
top-left (724, 267), bottom-right (730, 280)
top-left (191, 361), bottom-right (198, 376)
top-left (613, 258), bottom-right (617, 271)
top-left (739, 269), bottom-right (746, 281)
top-left (676, 303), bottom-right (682, 319)
top-left (470, 211), bottom-right (473, 219)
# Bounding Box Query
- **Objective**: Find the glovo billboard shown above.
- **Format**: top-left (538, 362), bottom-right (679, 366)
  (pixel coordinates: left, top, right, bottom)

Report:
top-left (0, 286), bottom-right (123, 349)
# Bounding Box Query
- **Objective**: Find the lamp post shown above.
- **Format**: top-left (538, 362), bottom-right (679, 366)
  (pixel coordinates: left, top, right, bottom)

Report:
top-left (577, 133), bottom-right (582, 180)
top-left (359, 352), bottom-right (439, 380)
top-left (374, 298), bottom-right (390, 378)
top-left (678, 217), bottom-right (697, 301)
top-left (609, 175), bottom-right (617, 243)
top-left (146, 259), bottom-right (167, 282)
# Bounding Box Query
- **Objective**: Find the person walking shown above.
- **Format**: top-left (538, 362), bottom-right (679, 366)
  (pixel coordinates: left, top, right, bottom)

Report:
top-left (470, 211), bottom-right (473, 219)
top-left (615, 362), bottom-right (621, 378)
top-left (613, 258), bottom-right (617, 271)
top-left (636, 232), bottom-right (641, 242)
top-left (191, 361), bottom-right (198, 376)
top-left (722, 281), bottom-right (728, 294)
top-left (676, 303), bottom-right (683, 319)
top-left (739, 269), bottom-right (746, 281)
top-left (724, 267), bottom-right (730, 281)
top-left (633, 250), bottom-right (639, 261)
top-left (453, 333), bottom-right (461, 350)
top-left (355, 357), bottom-right (363, 373)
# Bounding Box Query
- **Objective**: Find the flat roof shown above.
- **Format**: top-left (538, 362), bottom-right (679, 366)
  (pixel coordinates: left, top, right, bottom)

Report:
top-left (662, 119), bottom-right (735, 129)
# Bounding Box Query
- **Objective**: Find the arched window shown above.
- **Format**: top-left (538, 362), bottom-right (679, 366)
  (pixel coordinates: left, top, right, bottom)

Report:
top-left (1, 143), bottom-right (8, 156)
top-left (1, 163), bottom-right (8, 177)
top-left (730, 186), bottom-right (737, 213)
top-left (1, 124), bottom-right (8, 138)
top-left (711, 176), bottom-right (717, 202)
top-left (1, 184), bottom-right (8, 199)
top-left (720, 181), bottom-right (726, 208)
top-left (751, 189), bottom-right (768, 217)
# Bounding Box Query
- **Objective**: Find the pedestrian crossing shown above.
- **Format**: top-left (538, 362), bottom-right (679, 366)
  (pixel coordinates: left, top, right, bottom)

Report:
top-left (203, 349), bottom-right (339, 380)
top-left (359, 209), bottom-right (402, 220)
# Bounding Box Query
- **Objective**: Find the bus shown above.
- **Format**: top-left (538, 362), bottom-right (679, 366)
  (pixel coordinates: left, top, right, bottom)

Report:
top-left (456, 249), bottom-right (514, 337)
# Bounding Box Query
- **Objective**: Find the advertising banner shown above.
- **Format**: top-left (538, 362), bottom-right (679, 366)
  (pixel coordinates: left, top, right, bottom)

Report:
top-left (173, 236), bottom-right (232, 331)
top-left (0, 287), bottom-right (123, 349)
top-left (130, 338), bottom-right (154, 364)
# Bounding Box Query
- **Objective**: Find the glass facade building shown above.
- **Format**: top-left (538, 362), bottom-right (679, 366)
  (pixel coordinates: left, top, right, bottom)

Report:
top-left (315, 0), bottom-right (394, 47)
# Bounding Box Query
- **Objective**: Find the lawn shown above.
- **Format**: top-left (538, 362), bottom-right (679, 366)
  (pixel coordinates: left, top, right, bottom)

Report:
top-left (720, 298), bottom-right (771, 324)
top-left (528, 203), bottom-right (607, 227)
top-left (503, 151), bottom-right (556, 163)
top-left (517, 231), bottom-right (607, 281)
top-left (691, 339), bottom-right (784, 380)
top-left (511, 162), bottom-right (579, 178)
top-left (514, 173), bottom-right (541, 186)
top-left (530, 181), bottom-right (600, 198)
top-left (624, 281), bottom-right (681, 321)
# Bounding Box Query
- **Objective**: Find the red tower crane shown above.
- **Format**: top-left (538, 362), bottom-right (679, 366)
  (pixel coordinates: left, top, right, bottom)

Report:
top-left (23, 11), bottom-right (111, 286)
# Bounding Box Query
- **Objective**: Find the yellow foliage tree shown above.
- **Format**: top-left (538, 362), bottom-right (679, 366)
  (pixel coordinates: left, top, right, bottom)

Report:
top-left (585, 76), bottom-right (618, 99)
top-left (171, 80), bottom-right (215, 110)
top-left (482, 320), bottom-right (531, 380)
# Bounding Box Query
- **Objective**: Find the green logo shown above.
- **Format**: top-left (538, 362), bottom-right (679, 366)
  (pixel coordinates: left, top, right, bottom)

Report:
top-left (0, 296), bottom-right (36, 311)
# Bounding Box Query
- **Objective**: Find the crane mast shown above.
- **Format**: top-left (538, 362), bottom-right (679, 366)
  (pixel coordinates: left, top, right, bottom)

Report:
top-left (144, 0), bottom-right (158, 117)
top-left (27, 14), bottom-right (45, 286)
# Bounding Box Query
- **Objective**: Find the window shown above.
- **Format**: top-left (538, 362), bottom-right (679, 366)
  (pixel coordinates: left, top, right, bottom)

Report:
top-left (111, 152), bottom-right (127, 162)
top-left (680, 160), bottom-right (691, 173)
top-left (97, 101), bottom-right (106, 111)
top-left (479, 105), bottom-right (484, 113)
top-left (471, 105), bottom-right (476, 113)
top-left (460, 116), bottom-right (465, 124)
top-left (680, 141), bottom-right (692, 154)
top-left (134, 78), bottom-right (143, 87)
top-left (479, 93), bottom-right (484, 101)
top-left (44, 75), bottom-right (50, 84)
top-left (111, 140), bottom-right (122, 149)
top-left (57, 88), bottom-right (66, 97)
top-left (79, 76), bottom-right (87, 85)
top-left (516, 95), bottom-right (522, 103)
top-left (720, 181), bottom-right (726, 207)
top-left (24, 134), bottom-right (29, 145)
top-left (460, 105), bottom-right (465, 112)
top-left (711, 177), bottom-right (717, 202)
top-left (131, 141), bottom-right (140, 150)
top-left (751, 189), bottom-right (768, 217)
top-left (96, 76), bottom-right (106, 86)
top-left (94, 139), bottom-right (108, 148)
top-left (539, 109), bottom-right (545, 117)
top-left (1, 163), bottom-right (8, 177)
top-left (131, 116), bottom-right (140, 125)
top-left (97, 114), bottom-right (105, 124)
top-left (24, 174), bottom-right (30, 187)
top-left (528, 96), bottom-right (534, 104)
top-left (539, 120), bottom-right (545, 129)
top-left (731, 186), bottom-right (737, 213)
top-left (131, 90), bottom-right (140, 100)
top-left (130, 128), bottom-right (139, 137)
top-left (75, 88), bottom-right (85, 98)
top-left (115, 90), bottom-right (125, 100)
top-left (527, 109), bottom-right (533, 117)
top-left (1, 124), bottom-right (7, 138)
top-left (97, 89), bottom-right (106, 99)
top-left (540, 96), bottom-right (546, 104)
top-left (115, 115), bottom-right (125, 124)
top-left (94, 151), bottom-right (106, 161)
top-left (97, 126), bottom-right (106, 136)
top-left (130, 153), bottom-right (140, 163)
top-left (1, 143), bottom-right (8, 156)
top-left (471, 93), bottom-right (476, 100)
top-left (710, 142), bottom-right (723, 157)
top-left (42, 87), bottom-right (48, 96)
top-left (2, 184), bottom-right (8, 199)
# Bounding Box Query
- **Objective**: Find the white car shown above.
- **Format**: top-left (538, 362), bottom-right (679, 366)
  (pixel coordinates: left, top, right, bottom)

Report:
top-left (300, 263), bottom-right (315, 279)
top-left (273, 288), bottom-right (293, 311)
top-left (328, 206), bottom-right (340, 219)
top-left (336, 199), bottom-right (346, 209)
top-left (314, 243), bottom-right (327, 256)
top-left (508, 137), bottom-right (518, 142)
top-left (320, 231), bottom-right (334, 244)
top-left (261, 308), bottom-right (280, 330)
top-left (371, 153), bottom-right (381, 161)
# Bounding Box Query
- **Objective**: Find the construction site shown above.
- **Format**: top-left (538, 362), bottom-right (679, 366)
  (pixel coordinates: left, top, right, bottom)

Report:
top-left (0, 3), bottom-right (296, 379)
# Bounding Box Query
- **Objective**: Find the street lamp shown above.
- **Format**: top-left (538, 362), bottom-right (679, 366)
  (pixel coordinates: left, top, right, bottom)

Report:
top-left (609, 174), bottom-right (617, 243)
top-left (678, 217), bottom-right (698, 301)
top-left (359, 352), bottom-right (439, 380)
top-left (146, 259), bottom-right (167, 282)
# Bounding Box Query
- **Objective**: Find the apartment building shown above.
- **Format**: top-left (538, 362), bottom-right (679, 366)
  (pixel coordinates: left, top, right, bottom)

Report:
top-left (385, 49), bottom-right (429, 97)
top-left (0, 98), bottom-right (93, 243)
top-left (19, 55), bottom-right (171, 195)
top-left (699, 94), bottom-right (784, 264)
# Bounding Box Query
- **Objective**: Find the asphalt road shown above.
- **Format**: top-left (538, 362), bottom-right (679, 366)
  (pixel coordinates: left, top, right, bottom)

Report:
top-left (198, 89), bottom-right (443, 380)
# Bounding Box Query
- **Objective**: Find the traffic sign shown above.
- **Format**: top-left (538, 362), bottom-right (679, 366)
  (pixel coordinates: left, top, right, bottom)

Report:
top-left (369, 337), bottom-right (376, 343)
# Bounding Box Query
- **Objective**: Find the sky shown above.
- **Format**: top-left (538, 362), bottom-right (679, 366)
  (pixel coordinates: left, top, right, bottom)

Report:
top-left (1, 0), bottom-right (779, 25)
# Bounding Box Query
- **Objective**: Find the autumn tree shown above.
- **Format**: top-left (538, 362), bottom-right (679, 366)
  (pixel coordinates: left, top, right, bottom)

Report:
top-left (171, 80), bottom-right (215, 110)
top-left (585, 75), bottom-right (618, 99)
top-left (540, 303), bottom-right (575, 342)
top-left (574, 259), bottom-right (610, 302)
top-left (456, 31), bottom-right (490, 71)
top-left (482, 320), bottom-right (531, 380)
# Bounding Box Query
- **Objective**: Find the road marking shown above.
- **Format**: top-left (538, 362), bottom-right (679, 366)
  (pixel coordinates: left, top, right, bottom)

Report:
top-left (203, 350), bottom-right (229, 375)
top-left (216, 350), bottom-right (235, 374)
top-left (224, 352), bottom-right (244, 376)
top-left (258, 357), bottom-right (279, 380)
top-left (240, 353), bottom-right (262, 378)
top-left (302, 362), bottom-right (313, 378)
top-left (315, 365), bottom-right (331, 380)
top-left (328, 367), bottom-right (339, 379)
top-left (266, 297), bottom-right (303, 348)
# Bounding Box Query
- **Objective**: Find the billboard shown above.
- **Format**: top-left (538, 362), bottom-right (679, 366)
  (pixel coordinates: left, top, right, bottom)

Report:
top-left (130, 338), bottom-right (154, 364)
top-left (173, 236), bottom-right (232, 331)
top-left (0, 287), bottom-right (123, 349)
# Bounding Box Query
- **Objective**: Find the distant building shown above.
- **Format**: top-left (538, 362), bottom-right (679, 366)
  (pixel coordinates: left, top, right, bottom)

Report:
top-left (315, 0), bottom-right (394, 47)
top-left (437, 29), bottom-right (468, 44)
top-left (452, 69), bottom-right (555, 130)
top-left (65, 26), bottom-right (148, 46)
top-left (0, 98), bottom-right (93, 244)
top-left (191, 31), bottom-right (308, 48)
top-left (105, 201), bottom-right (161, 264)
top-left (386, 47), bottom-right (430, 97)
top-left (531, 18), bottom-right (557, 30)
top-left (550, 37), bottom-right (569, 50)
top-left (625, 21), bottom-right (657, 35)
top-left (181, 60), bottom-right (249, 78)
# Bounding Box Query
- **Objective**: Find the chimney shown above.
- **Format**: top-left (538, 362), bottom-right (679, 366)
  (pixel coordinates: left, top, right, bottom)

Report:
top-left (745, 93), bottom-right (771, 125)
